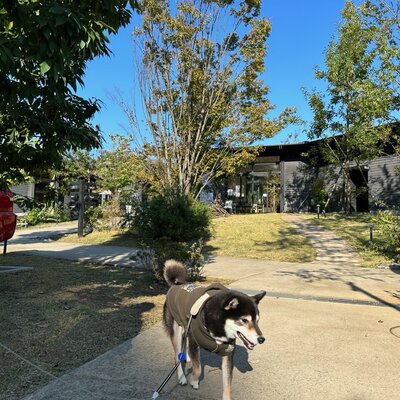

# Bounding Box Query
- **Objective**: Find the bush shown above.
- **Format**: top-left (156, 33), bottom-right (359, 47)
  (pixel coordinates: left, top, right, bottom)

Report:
top-left (11, 194), bottom-right (39, 211)
top-left (94, 194), bottom-right (137, 231)
top-left (373, 210), bottom-right (400, 262)
top-left (133, 192), bottom-right (211, 241)
top-left (96, 196), bottom-right (123, 230)
top-left (26, 202), bottom-right (70, 225)
top-left (310, 178), bottom-right (329, 211)
top-left (84, 206), bottom-right (103, 230)
top-left (135, 239), bottom-right (205, 282)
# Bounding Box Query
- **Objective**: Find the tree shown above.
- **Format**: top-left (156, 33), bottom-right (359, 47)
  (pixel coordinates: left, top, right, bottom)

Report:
top-left (305, 0), bottom-right (399, 213)
top-left (95, 134), bottom-right (142, 194)
top-left (123, 0), bottom-right (295, 199)
top-left (0, 1), bottom-right (138, 188)
top-left (56, 150), bottom-right (97, 183)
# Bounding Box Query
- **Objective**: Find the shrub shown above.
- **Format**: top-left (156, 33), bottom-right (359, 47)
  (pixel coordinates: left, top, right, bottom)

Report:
top-left (96, 196), bottom-right (123, 230)
top-left (310, 178), bottom-right (329, 211)
top-left (26, 202), bottom-right (70, 225)
top-left (185, 239), bottom-right (206, 281)
top-left (11, 194), bottom-right (39, 211)
top-left (84, 206), bottom-right (103, 230)
top-left (94, 194), bottom-right (138, 231)
top-left (373, 210), bottom-right (400, 262)
top-left (135, 239), bottom-right (205, 282)
top-left (133, 192), bottom-right (211, 241)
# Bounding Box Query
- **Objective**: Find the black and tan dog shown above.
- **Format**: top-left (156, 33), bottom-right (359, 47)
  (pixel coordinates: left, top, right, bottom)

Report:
top-left (163, 260), bottom-right (266, 400)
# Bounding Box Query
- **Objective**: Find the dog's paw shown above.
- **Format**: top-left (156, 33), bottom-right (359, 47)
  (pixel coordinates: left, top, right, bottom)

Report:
top-left (178, 375), bottom-right (187, 386)
top-left (189, 379), bottom-right (199, 390)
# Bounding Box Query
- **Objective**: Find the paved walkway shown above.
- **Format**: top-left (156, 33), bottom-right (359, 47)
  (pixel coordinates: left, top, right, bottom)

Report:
top-left (4, 217), bottom-right (400, 399)
top-left (8, 222), bottom-right (139, 267)
top-left (284, 215), bottom-right (360, 267)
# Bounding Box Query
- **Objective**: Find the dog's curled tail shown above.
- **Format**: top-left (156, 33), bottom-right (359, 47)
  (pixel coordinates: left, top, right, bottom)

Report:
top-left (163, 259), bottom-right (187, 286)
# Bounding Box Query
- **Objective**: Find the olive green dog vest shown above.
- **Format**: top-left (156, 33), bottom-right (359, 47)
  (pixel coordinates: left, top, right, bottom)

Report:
top-left (166, 283), bottom-right (235, 356)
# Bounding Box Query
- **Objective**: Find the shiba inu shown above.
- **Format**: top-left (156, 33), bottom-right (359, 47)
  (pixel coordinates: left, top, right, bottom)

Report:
top-left (162, 260), bottom-right (266, 400)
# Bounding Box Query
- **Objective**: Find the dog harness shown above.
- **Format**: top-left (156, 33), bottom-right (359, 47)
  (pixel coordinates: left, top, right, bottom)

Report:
top-left (165, 283), bottom-right (236, 356)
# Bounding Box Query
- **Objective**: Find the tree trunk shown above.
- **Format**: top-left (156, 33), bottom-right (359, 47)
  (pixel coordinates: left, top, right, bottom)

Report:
top-left (343, 163), bottom-right (352, 214)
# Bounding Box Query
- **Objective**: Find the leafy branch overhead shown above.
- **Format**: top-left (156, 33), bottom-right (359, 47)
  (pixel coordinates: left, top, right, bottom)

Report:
top-left (0, 1), bottom-right (138, 186)
top-left (126, 0), bottom-right (296, 198)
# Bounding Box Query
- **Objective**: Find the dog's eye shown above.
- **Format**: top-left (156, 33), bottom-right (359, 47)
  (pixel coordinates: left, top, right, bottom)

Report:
top-left (241, 318), bottom-right (249, 324)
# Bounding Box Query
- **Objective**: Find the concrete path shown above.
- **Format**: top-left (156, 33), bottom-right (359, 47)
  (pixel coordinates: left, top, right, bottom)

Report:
top-left (9, 217), bottom-right (400, 399)
top-left (23, 265), bottom-right (400, 400)
top-left (284, 215), bottom-right (360, 267)
top-left (8, 222), bottom-right (139, 267)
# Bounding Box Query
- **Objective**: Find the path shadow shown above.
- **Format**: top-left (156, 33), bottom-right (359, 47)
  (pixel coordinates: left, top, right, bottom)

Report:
top-left (276, 266), bottom-right (385, 283)
top-left (166, 345), bottom-right (254, 396)
top-left (11, 228), bottom-right (77, 244)
top-left (389, 264), bottom-right (400, 275)
top-left (200, 345), bottom-right (253, 374)
top-left (347, 282), bottom-right (400, 312)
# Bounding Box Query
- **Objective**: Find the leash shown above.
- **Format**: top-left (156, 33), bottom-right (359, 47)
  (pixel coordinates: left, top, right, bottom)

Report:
top-left (151, 314), bottom-right (193, 399)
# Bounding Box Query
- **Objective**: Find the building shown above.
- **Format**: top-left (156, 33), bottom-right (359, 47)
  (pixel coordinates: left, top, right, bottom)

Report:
top-left (9, 138), bottom-right (400, 215)
top-left (9, 177), bottom-right (99, 215)
top-left (223, 139), bottom-right (400, 213)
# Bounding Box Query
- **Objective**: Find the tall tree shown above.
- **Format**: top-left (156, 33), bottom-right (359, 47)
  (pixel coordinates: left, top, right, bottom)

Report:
top-left (0, 1), bottom-right (137, 188)
top-left (56, 149), bottom-right (97, 183)
top-left (96, 134), bottom-right (141, 194)
top-left (124, 0), bottom-right (295, 198)
top-left (305, 0), bottom-right (399, 213)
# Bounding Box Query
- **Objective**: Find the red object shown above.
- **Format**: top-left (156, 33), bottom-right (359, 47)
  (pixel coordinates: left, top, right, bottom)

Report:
top-left (0, 192), bottom-right (17, 242)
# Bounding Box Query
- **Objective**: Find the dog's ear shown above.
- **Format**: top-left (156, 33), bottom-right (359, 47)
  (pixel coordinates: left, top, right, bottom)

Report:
top-left (224, 297), bottom-right (239, 310)
top-left (252, 291), bottom-right (266, 304)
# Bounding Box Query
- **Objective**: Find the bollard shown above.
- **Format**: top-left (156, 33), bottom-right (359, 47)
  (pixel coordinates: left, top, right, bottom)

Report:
top-left (317, 204), bottom-right (320, 219)
top-left (369, 224), bottom-right (374, 243)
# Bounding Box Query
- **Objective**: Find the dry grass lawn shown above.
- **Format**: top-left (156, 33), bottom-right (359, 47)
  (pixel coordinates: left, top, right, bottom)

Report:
top-left (57, 229), bottom-right (138, 247)
top-left (0, 253), bottom-right (165, 400)
top-left (206, 213), bottom-right (315, 262)
top-left (56, 215), bottom-right (316, 263)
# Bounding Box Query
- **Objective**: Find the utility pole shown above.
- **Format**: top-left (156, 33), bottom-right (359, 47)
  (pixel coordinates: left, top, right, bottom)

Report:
top-left (78, 179), bottom-right (85, 238)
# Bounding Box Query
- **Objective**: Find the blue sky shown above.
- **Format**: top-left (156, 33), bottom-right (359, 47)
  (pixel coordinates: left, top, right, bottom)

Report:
top-left (78, 0), bottom-right (353, 149)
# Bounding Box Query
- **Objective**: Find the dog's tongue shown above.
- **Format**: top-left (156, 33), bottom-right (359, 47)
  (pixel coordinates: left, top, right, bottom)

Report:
top-left (238, 332), bottom-right (255, 350)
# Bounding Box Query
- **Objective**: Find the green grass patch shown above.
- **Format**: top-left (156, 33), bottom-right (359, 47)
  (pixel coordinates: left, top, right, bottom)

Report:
top-left (206, 213), bottom-right (316, 262)
top-left (308, 213), bottom-right (394, 267)
top-left (0, 254), bottom-right (165, 399)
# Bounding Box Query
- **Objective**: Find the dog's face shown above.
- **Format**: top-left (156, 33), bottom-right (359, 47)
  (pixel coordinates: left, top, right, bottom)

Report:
top-left (203, 290), bottom-right (266, 350)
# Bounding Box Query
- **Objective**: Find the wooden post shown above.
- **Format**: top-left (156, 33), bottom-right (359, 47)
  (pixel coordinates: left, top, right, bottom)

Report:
top-left (78, 179), bottom-right (85, 238)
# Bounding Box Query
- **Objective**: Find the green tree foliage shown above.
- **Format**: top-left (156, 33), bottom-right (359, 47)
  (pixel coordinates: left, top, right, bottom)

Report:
top-left (0, 1), bottom-right (137, 187)
top-left (305, 0), bottom-right (399, 213)
top-left (96, 134), bottom-right (141, 194)
top-left (374, 209), bottom-right (400, 262)
top-left (57, 149), bottom-right (97, 183)
top-left (54, 135), bottom-right (142, 200)
top-left (125, 0), bottom-right (296, 198)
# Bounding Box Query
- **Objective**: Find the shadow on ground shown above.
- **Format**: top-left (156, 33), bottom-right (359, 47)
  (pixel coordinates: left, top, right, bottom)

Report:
top-left (0, 253), bottom-right (166, 400)
top-left (275, 266), bottom-right (385, 283)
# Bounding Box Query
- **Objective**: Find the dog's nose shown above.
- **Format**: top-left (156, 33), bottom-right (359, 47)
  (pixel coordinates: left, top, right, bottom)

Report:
top-left (258, 336), bottom-right (265, 344)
